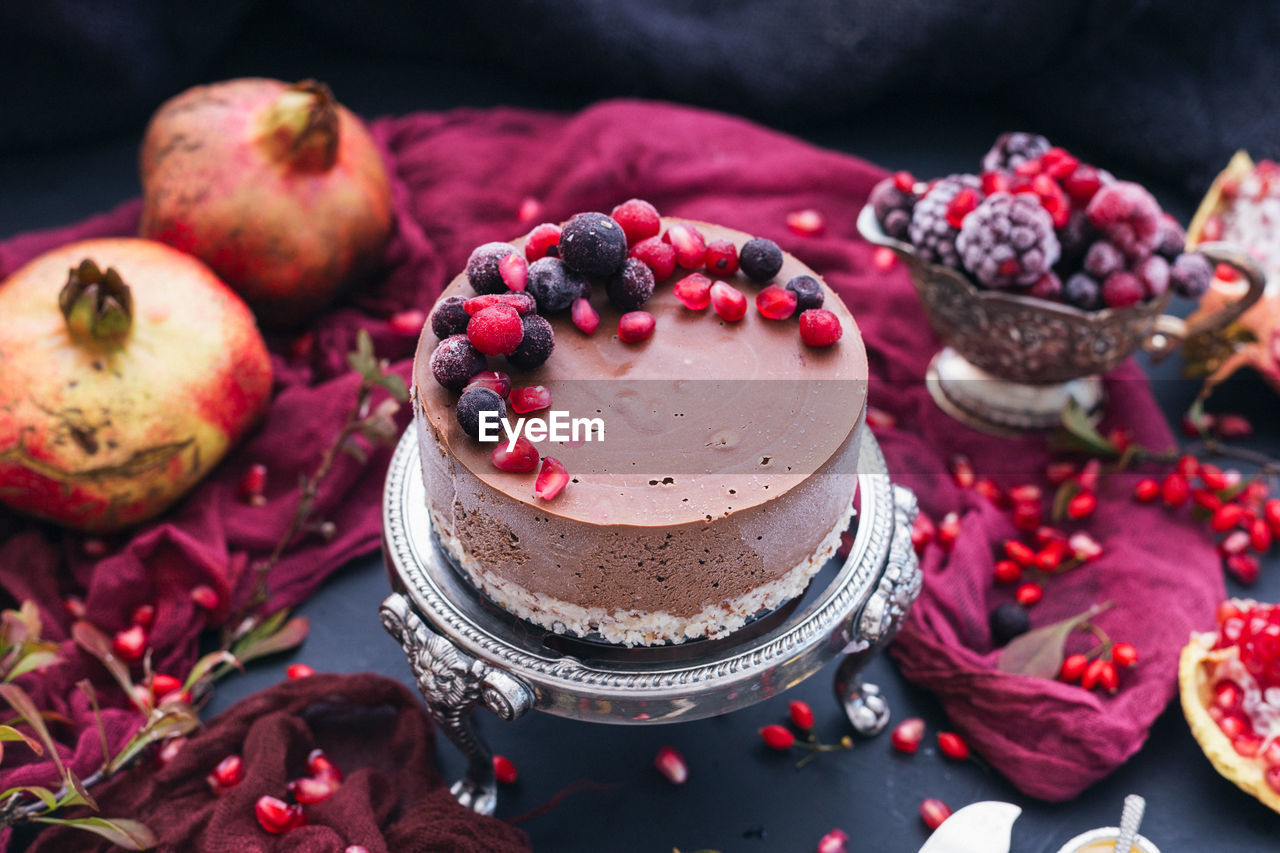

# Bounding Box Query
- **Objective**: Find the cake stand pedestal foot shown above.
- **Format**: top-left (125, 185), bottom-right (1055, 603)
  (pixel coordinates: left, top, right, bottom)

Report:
top-left (834, 484), bottom-right (923, 737)
top-left (380, 593), bottom-right (534, 816)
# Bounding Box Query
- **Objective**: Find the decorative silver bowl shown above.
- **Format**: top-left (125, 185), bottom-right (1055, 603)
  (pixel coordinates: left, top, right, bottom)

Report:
top-left (856, 205), bottom-right (1265, 433)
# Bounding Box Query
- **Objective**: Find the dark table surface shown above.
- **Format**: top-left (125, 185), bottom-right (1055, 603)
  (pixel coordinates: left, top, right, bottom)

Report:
top-left (5, 41), bottom-right (1280, 853)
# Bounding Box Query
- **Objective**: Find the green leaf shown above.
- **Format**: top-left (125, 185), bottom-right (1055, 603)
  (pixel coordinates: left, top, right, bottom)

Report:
top-left (233, 616), bottom-right (309, 665)
top-left (1051, 399), bottom-right (1120, 457)
top-left (34, 817), bottom-right (157, 850)
top-left (997, 602), bottom-right (1114, 679)
top-left (378, 371), bottom-right (409, 403)
top-left (57, 768), bottom-right (97, 811)
top-left (0, 784), bottom-right (59, 811)
top-left (109, 706), bottom-right (199, 773)
top-left (0, 723), bottom-right (43, 755)
top-left (347, 329), bottom-right (380, 383)
top-left (71, 621), bottom-right (137, 705)
top-left (339, 437), bottom-right (369, 465)
top-left (0, 683), bottom-right (65, 778)
top-left (1051, 479), bottom-right (1080, 524)
top-left (181, 650), bottom-right (240, 695)
top-left (6, 650), bottom-right (63, 683)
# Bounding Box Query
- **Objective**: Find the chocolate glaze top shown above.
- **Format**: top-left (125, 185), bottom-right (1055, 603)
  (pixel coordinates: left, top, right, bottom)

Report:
top-left (414, 220), bottom-right (867, 527)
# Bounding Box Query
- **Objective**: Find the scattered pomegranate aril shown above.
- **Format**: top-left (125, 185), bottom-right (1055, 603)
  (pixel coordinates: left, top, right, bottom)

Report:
top-left (890, 717), bottom-right (925, 754)
top-left (1077, 459), bottom-right (1101, 492)
top-left (1199, 464), bottom-right (1229, 492)
top-left (872, 246), bottom-right (897, 271)
top-left (892, 171), bottom-right (916, 193)
top-left (760, 723), bottom-right (796, 751)
top-left (389, 309), bottom-right (426, 335)
top-left (517, 197), bottom-right (543, 224)
top-left (653, 745), bottom-right (688, 785)
top-left (494, 754), bottom-right (518, 785)
top-left (237, 463), bottom-right (268, 507)
top-left (617, 310), bottom-right (656, 343)
top-left (1045, 461), bottom-right (1077, 484)
top-left (610, 199), bottom-right (661, 245)
top-left (1035, 543), bottom-right (1065, 572)
top-left (786, 208), bottom-right (826, 236)
top-left (1003, 540), bottom-right (1035, 566)
top-left (1066, 491), bottom-right (1097, 520)
top-left (525, 223), bottom-right (562, 263)
top-left (569, 296), bottom-right (600, 335)
top-left (1220, 529), bottom-right (1251, 556)
top-left (207, 754), bottom-right (244, 794)
top-left (156, 736), bottom-right (185, 769)
top-left (1192, 489), bottom-right (1222, 513)
top-left (671, 273), bottom-right (712, 311)
top-left (1176, 455), bottom-right (1199, 479)
top-left (710, 281), bottom-right (748, 322)
top-left (1015, 583), bottom-right (1043, 606)
top-left (535, 456), bottom-right (569, 501)
top-left (936, 512), bottom-right (960, 551)
top-left (306, 748), bottom-right (343, 784)
top-left (789, 700), bottom-right (815, 732)
top-left (255, 795), bottom-right (305, 834)
top-left (1111, 642), bottom-right (1139, 667)
top-left (920, 798), bottom-right (952, 830)
top-left (491, 437), bottom-right (540, 474)
top-left (937, 731), bottom-right (970, 761)
top-left (1082, 658), bottom-right (1107, 691)
top-left (1215, 413), bottom-right (1253, 438)
top-left (1132, 479), bottom-right (1159, 502)
top-left (1250, 518), bottom-right (1272, 552)
top-left (817, 828), bottom-right (850, 853)
top-left (1059, 653), bottom-right (1088, 683)
top-left (630, 236), bottom-right (676, 281)
top-left (949, 454), bottom-right (975, 489)
top-left (289, 775), bottom-right (335, 804)
top-left (664, 222), bottom-right (708, 269)
top-left (113, 625), bottom-right (147, 660)
top-left (1225, 553), bottom-right (1260, 585)
top-left (1267, 499), bottom-right (1280, 535)
top-left (911, 512), bottom-right (935, 555)
top-left (993, 559), bottom-right (1022, 585)
top-left (190, 585), bottom-right (220, 612)
top-left (498, 252), bottom-right (528, 292)
top-left (345, 847), bottom-right (371, 853)
top-left (510, 386), bottom-right (552, 414)
top-left (756, 285), bottom-right (798, 320)
top-left (131, 604), bottom-right (155, 628)
top-left (466, 370), bottom-right (512, 398)
top-left (1212, 503), bottom-right (1245, 532)
top-left (973, 478), bottom-right (1003, 505)
top-left (151, 673), bottom-right (183, 698)
top-left (1098, 660), bottom-right (1119, 693)
top-left (1162, 473), bottom-right (1190, 507)
top-left (1068, 531), bottom-right (1103, 561)
top-left (1012, 501), bottom-right (1043, 532)
top-left (703, 239), bottom-right (740, 276)
top-left (286, 663), bottom-right (315, 679)
top-left (798, 309), bottom-right (843, 347)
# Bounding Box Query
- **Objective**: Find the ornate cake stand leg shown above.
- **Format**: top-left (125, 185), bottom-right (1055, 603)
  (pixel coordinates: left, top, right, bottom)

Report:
top-left (836, 484), bottom-right (922, 736)
top-left (380, 593), bottom-right (534, 815)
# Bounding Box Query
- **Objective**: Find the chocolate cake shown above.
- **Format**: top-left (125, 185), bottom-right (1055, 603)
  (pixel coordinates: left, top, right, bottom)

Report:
top-left (413, 215), bottom-right (867, 646)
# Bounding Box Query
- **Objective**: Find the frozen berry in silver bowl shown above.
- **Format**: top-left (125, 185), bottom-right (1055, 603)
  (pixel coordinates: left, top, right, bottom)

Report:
top-left (956, 192), bottom-right (1061, 289)
top-left (908, 175), bottom-right (981, 269)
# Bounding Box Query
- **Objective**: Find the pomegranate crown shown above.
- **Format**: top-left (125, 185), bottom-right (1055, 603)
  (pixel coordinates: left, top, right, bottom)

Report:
top-left (59, 259), bottom-right (133, 344)
top-left (259, 79), bottom-right (340, 172)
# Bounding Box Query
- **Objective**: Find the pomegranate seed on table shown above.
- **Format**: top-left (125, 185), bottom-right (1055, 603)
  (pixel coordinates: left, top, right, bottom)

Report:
top-left (920, 798), bottom-right (952, 830)
top-left (756, 285), bottom-right (798, 320)
top-left (949, 454), bottom-right (975, 488)
top-left (156, 737), bottom-right (185, 769)
top-left (1068, 531), bottom-right (1103, 561)
top-left (509, 386), bottom-right (552, 414)
top-left (710, 281), bottom-right (748, 321)
top-left (1250, 518), bottom-right (1272, 551)
top-left (570, 297), bottom-right (600, 335)
top-left (1192, 489), bottom-right (1222, 513)
top-left (1045, 461), bottom-right (1076, 484)
top-left (1035, 526), bottom-right (1067, 547)
top-left (1015, 583), bottom-right (1043, 606)
top-left (789, 700), bottom-right (815, 732)
top-left (286, 663), bottom-right (315, 679)
top-left (207, 754), bottom-right (244, 793)
top-left (1012, 501), bottom-right (1043, 532)
top-left (890, 717), bottom-right (925, 754)
top-left (1035, 543), bottom-right (1065, 572)
top-left (1132, 479), bottom-right (1159, 502)
top-left (993, 560), bottom-right (1022, 585)
top-left (798, 309), bottom-right (843, 347)
top-left (1111, 642), bottom-right (1139, 667)
top-left (1176, 455), bottom-right (1199, 479)
top-left (760, 724), bottom-right (796, 750)
top-left (517, 197), bottom-right (543, 224)
top-left (617, 311), bottom-right (656, 343)
top-left (674, 273), bottom-right (713, 310)
top-left (494, 754), bottom-right (519, 785)
top-left (113, 625), bottom-right (147, 660)
top-left (535, 457), bottom-right (570, 501)
top-left (498, 252), bottom-right (528, 291)
top-left (466, 370), bottom-right (512, 398)
top-left (151, 673), bottom-right (183, 698)
top-left (630, 236), bottom-right (676, 280)
top-left (307, 748), bottom-right (343, 784)
top-left (389, 309), bottom-right (426, 335)
top-left (190, 585), bottom-right (221, 611)
top-left (937, 732), bottom-right (970, 760)
top-left (973, 478), bottom-right (1002, 504)
top-left (1082, 658), bottom-right (1107, 691)
top-left (238, 463), bottom-right (268, 506)
top-left (131, 604), bottom-right (155, 628)
top-left (1225, 554), bottom-right (1260, 585)
top-left (524, 223), bottom-right (562, 262)
top-left (936, 512), bottom-right (960, 551)
top-left (1007, 484), bottom-right (1042, 504)
top-left (786, 208), bottom-right (826, 236)
top-left (817, 828), bottom-right (849, 853)
top-left (704, 239), bottom-right (739, 276)
top-left (653, 746), bottom-right (687, 785)
top-left (1199, 464), bottom-right (1229, 492)
top-left (1211, 503), bottom-right (1245, 532)
top-left (664, 222), bottom-right (708, 269)
top-left (610, 199), bottom-right (661, 245)
top-left (1077, 459), bottom-right (1101, 492)
top-left (1059, 654), bottom-right (1088, 683)
top-left (871, 246), bottom-right (897, 271)
top-left (1098, 661), bottom-right (1119, 693)
top-left (289, 776), bottom-right (336, 804)
top-left (1162, 473), bottom-right (1190, 507)
top-left (346, 847), bottom-right (371, 853)
top-left (911, 512), bottom-right (935, 554)
top-left (1066, 491), bottom-right (1097, 520)
top-left (491, 438), bottom-right (540, 473)
top-left (1215, 413), bottom-right (1253, 438)
top-left (255, 795), bottom-right (305, 834)
top-left (1220, 529), bottom-right (1250, 556)
top-left (1003, 540), bottom-right (1035, 566)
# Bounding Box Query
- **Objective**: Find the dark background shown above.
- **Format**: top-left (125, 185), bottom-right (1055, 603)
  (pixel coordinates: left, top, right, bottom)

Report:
top-left (3, 2), bottom-right (1280, 850)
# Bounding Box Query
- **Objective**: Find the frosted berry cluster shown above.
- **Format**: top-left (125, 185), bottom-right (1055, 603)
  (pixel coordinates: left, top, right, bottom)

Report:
top-left (871, 132), bottom-right (1214, 311)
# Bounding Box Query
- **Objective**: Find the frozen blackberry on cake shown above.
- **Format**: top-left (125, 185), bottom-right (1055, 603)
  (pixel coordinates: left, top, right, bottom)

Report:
top-left (430, 295), bottom-right (471, 339)
top-left (956, 192), bottom-right (1061, 289)
top-left (467, 242), bottom-right (519, 295)
top-left (430, 335), bottom-right (486, 391)
top-left (739, 238), bottom-right (784, 282)
top-left (456, 386), bottom-right (506, 439)
top-left (908, 175), bottom-right (980, 268)
top-left (413, 215), bottom-right (867, 646)
top-left (981, 132), bottom-right (1051, 173)
top-left (559, 212), bottom-right (628, 276)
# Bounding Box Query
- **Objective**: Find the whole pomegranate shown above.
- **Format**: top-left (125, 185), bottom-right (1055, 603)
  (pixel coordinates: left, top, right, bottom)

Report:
top-left (0, 239), bottom-right (273, 532)
top-left (140, 78), bottom-right (393, 327)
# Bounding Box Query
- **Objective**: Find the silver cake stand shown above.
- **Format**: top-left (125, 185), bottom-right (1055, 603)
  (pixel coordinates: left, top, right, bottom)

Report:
top-left (380, 427), bottom-right (920, 815)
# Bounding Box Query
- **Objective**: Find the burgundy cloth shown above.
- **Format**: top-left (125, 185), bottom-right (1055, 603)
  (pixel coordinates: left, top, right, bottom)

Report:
top-left (26, 673), bottom-right (529, 852)
top-left (0, 99), bottom-right (1221, 841)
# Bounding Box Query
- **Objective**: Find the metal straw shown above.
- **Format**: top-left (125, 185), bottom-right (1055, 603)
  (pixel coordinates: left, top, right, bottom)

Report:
top-left (1113, 794), bottom-right (1146, 853)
